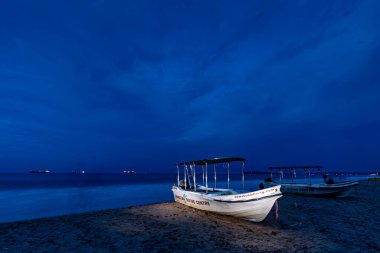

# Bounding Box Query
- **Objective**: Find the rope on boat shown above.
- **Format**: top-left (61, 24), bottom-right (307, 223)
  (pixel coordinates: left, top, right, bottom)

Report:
top-left (275, 200), bottom-right (279, 221)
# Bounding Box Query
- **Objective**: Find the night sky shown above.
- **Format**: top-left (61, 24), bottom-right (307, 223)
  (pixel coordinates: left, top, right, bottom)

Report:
top-left (1, 0), bottom-right (379, 172)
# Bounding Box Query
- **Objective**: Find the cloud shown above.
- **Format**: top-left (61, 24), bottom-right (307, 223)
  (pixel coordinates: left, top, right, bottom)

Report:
top-left (0, 0), bottom-right (379, 171)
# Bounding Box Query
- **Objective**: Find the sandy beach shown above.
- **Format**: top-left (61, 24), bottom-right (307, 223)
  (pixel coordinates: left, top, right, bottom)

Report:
top-left (0, 180), bottom-right (379, 252)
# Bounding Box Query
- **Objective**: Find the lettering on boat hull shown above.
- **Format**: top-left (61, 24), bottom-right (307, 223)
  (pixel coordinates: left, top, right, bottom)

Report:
top-left (174, 194), bottom-right (210, 206)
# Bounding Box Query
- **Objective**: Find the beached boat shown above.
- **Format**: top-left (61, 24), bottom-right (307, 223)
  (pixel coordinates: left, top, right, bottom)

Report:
top-left (172, 157), bottom-right (282, 222)
top-left (29, 170), bottom-right (50, 174)
top-left (264, 166), bottom-right (359, 197)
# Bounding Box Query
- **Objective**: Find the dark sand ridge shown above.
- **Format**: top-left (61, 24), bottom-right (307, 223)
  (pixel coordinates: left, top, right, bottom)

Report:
top-left (0, 181), bottom-right (379, 252)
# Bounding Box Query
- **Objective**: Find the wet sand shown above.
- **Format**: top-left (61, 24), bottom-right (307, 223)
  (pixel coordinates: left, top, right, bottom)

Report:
top-left (0, 181), bottom-right (379, 252)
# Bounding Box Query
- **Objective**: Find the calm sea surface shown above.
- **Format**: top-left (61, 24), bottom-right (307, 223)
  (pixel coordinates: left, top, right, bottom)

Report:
top-left (0, 173), bottom-right (368, 223)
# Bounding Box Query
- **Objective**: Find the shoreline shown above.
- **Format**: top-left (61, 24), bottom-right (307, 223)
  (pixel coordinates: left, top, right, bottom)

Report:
top-left (1, 181), bottom-right (379, 252)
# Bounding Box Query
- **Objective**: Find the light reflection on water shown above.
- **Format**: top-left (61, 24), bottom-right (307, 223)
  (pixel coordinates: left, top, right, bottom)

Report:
top-left (0, 183), bottom-right (173, 223)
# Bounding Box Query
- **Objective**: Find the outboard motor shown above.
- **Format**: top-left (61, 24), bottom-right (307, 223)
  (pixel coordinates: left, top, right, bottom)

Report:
top-left (264, 177), bottom-right (272, 183)
top-left (323, 173), bottom-right (328, 183)
top-left (323, 173), bottom-right (335, 184)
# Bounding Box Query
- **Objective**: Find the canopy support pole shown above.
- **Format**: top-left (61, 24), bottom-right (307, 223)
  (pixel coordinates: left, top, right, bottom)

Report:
top-left (202, 165), bottom-right (205, 186)
top-left (293, 168), bottom-right (296, 183)
top-left (227, 162), bottom-right (230, 189)
top-left (185, 164), bottom-right (192, 189)
top-left (192, 163), bottom-right (196, 192)
top-left (177, 164), bottom-right (180, 187)
top-left (304, 169), bottom-right (307, 184)
top-left (184, 164), bottom-right (187, 190)
top-left (205, 162), bottom-right (208, 193)
top-left (242, 161), bottom-right (245, 192)
top-left (214, 164), bottom-right (216, 189)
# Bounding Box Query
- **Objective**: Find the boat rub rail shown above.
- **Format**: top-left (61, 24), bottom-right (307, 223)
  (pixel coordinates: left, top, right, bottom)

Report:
top-left (234, 188), bottom-right (276, 199)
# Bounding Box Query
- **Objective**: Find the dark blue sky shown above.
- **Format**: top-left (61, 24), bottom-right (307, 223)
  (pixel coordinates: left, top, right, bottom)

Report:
top-left (0, 0), bottom-right (379, 172)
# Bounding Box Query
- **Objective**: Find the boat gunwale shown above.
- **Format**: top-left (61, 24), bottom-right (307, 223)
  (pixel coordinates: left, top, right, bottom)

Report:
top-left (173, 185), bottom-right (282, 203)
top-left (278, 180), bottom-right (359, 189)
top-left (210, 193), bottom-right (282, 203)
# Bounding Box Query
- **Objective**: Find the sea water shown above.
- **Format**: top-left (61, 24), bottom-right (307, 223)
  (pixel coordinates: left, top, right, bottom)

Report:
top-left (0, 173), bottom-right (262, 223)
top-left (0, 173), bottom-right (179, 223)
top-left (0, 173), bottom-right (368, 223)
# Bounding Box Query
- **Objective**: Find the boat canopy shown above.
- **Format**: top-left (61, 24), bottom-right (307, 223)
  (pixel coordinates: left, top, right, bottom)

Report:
top-left (268, 165), bottom-right (324, 185)
top-left (176, 157), bottom-right (246, 193)
top-left (269, 165), bottom-right (324, 170)
top-left (177, 157), bottom-right (246, 166)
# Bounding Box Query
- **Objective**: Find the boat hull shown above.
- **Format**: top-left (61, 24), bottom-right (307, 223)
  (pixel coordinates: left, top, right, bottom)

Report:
top-left (172, 186), bottom-right (282, 222)
top-left (267, 181), bottom-right (358, 197)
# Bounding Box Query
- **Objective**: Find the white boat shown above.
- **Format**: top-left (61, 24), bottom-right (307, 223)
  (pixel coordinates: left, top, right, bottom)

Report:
top-left (264, 166), bottom-right (359, 197)
top-left (172, 157), bottom-right (282, 222)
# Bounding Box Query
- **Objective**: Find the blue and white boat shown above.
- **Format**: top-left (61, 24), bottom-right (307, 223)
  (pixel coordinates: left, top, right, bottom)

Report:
top-left (264, 166), bottom-right (359, 197)
top-left (172, 157), bottom-right (282, 222)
